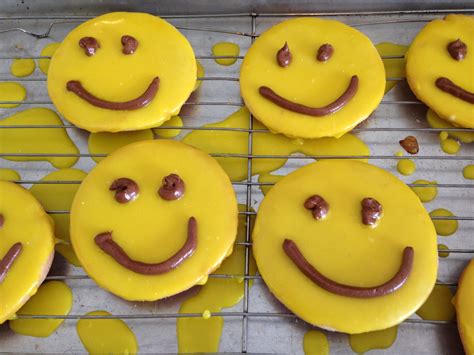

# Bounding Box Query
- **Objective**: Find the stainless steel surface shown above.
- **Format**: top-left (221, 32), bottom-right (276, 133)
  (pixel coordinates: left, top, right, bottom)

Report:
top-left (0, 1), bottom-right (473, 353)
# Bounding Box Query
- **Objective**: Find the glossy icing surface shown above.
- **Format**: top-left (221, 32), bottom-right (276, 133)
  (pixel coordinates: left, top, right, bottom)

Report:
top-left (454, 259), bottom-right (474, 354)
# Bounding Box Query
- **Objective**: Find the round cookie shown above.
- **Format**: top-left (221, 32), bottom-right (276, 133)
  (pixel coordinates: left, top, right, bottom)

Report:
top-left (454, 259), bottom-right (474, 354)
top-left (48, 12), bottom-right (196, 133)
top-left (0, 181), bottom-right (55, 324)
top-left (252, 160), bottom-right (438, 334)
top-left (240, 18), bottom-right (386, 139)
top-left (70, 140), bottom-right (238, 301)
top-left (406, 15), bottom-right (474, 128)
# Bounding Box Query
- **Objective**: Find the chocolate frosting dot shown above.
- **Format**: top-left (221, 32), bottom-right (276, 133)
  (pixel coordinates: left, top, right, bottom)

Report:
top-left (447, 39), bottom-right (467, 61)
top-left (79, 37), bottom-right (100, 56)
top-left (276, 42), bottom-right (292, 67)
top-left (109, 178), bottom-right (139, 203)
top-left (159, 174), bottom-right (185, 201)
top-left (361, 197), bottom-right (382, 226)
top-left (121, 35), bottom-right (139, 55)
top-left (304, 195), bottom-right (329, 220)
top-left (317, 43), bottom-right (334, 62)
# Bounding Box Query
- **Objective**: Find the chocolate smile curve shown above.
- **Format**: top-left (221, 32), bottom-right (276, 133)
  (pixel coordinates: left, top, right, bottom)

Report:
top-left (95, 217), bottom-right (197, 275)
top-left (259, 75), bottom-right (359, 117)
top-left (66, 77), bottom-right (160, 110)
top-left (0, 242), bottom-right (23, 284)
top-left (283, 239), bottom-right (414, 298)
top-left (436, 77), bottom-right (474, 104)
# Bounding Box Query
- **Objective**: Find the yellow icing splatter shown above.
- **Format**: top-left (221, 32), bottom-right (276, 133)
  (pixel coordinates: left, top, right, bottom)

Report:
top-left (430, 208), bottom-right (458, 236)
top-left (303, 330), bottom-right (329, 355)
top-left (0, 82), bottom-right (26, 108)
top-left (11, 59), bottom-right (36, 77)
top-left (427, 108), bottom-right (474, 144)
top-left (441, 138), bottom-right (460, 155)
top-left (375, 42), bottom-right (408, 93)
top-left (397, 159), bottom-right (416, 176)
top-left (212, 42), bottom-right (240, 66)
top-left (30, 168), bottom-right (86, 266)
top-left (39, 42), bottom-right (60, 75)
top-left (438, 244), bottom-right (450, 258)
top-left (0, 168), bottom-right (20, 181)
top-left (395, 151), bottom-right (404, 157)
top-left (88, 130), bottom-right (154, 163)
top-left (416, 285), bottom-right (455, 321)
top-left (77, 310), bottom-right (138, 354)
top-left (463, 165), bottom-right (474, 180)
top-left (153, 115), bottom-right (183, 138)
top-left (9, 281), bottom-right (73, 337)
top-left (411, 180), bottom-right (438, 202)
top-left (0, 108), bottom-right (79, 168)
top-left (349, 326), bottom-right (398, 353)
top-left (439, 131), bottom-right (449, 141)
top-left (194, 60), bottom-right (205, 91)
top-left (202, 310), bottom-right (211, 319)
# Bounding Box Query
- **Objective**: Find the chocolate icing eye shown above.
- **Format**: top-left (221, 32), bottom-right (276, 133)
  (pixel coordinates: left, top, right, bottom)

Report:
top-left (79, 37), bottom-right (100, 56)
top-left (304, 195), bottom-right (329, 220)
top-left (317, 43), bottom-right (334, 62)
top-left (361, 197), bottom-right (382, 226)
top-left (158, 174), bottom-right (185, 201)
top-left (109, 178), bottom-right (139, 203)
top-left (121, 35), bottom-right (139, 55)
top-left (276, 42), bottom-right (292, 67)
top-left (447, 39), bottom-right (467, 61)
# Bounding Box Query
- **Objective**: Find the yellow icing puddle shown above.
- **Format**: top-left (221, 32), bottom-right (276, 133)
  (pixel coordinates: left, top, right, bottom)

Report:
top-left (177, 205), bottom-right (257, 353)
top-left (0, 168), bottom-right (20, 181)
top-left (9, 281), bottom-right (73, 337)
top-left (212, 42), bottom-right (240, 66)
top-left (430, 208), bottom-right (458, 236)
top-left (0, 108), bottom-right (79, 168)
top-left (194, 60), bottom-right (205, 91)
top-left (438, 244), bottom-right (450, 258)
top-left (88, 129), bottom-right (154, 163)
top-left (411, 179), bottom-right (438, 202)
top-left (463, 165), bottom-right (474, 180)
top-left (77, 310), bottom-right (138, 354)
top-left (397, 159), bottom-right (416, 176)
top-left (303, 330), bottom-right (329, 355)
top-left (153, 115), bottom-right (183, 138)
top-left (349, 325), bottom-right (398, 353)
top-left (416, 284), bottom-right (455, 321)
top-left (427, 109), bottom-right (474, 144)
top-left (30, 168), bottom-right (86, 266)
top-left (0, 82), bottom-right (26, 108)
top-left (440, 138), bottom-right (461, 155)
top-left (375, 42), bottom-right (408, 94)
top-left (11, 59), bottom-right (36, 77)
top-left (39, 42), bottom-right (60, 75)
top-left (182, 107), bottom-right (369, 181)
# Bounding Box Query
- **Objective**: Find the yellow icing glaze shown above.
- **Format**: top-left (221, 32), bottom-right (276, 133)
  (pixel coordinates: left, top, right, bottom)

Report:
top-left (88, 129), bottom-right (154, 163)
top-left (395, 151), bottom-right (404, 157)
top-left (39, 42), bottom-right (60, 74)
top-left (182, 107), bottom-right (369, 181)
top-left (194, 60), bottom-right (205, 91)
top-left (11, 59), bottom-right (36, 77)
top-left (30, 169), bottom-right (87, 267)
top-left (439, 131), bottom-right (449, 141)
top-left (303, 330), bottom-right (329, 355)
top-left (153, 115), bottom-right (183, 138)
top-left (438, 244), bottom-right (450, 258)
top-left (177, 205), bottom-right (257, 353)
top-left (71, 140), bottom-right (238, 301)
top-left (0, 181), bottom-right (55, 324)
top-left (463, 165), bottom-right (474, 180)
top-left (212, 42), bottom-right (240, 66)
top-left (77, 310), bottom-right (138, 354)
top-left (411, 179), bottom-right (438, 202)
top-left (0, 82), bottom-right (26, 108)
top-left (48, 13), bottom-right (196, 133)
top-left (240, 18), bottom-right (385, 139)
top-left (415, 284), bottom-right (455, 321)
top-left (0, 108), bottom-right (79, 168)
top-left (427, 109), bottom-right (474, 143)
top-left (9, 281), bottom-right (73, 337)
top-left (375, 42), bottom-right (408, 94)
top-left (441, 138), bottom-right (461, 155)
top-left (397, 159), bottom-right (416, 176)
top-left (258, 172), bottom-right (283, 195)
top-left (430, 208), bottom-right (458, 236)
top-left (454, 259), bottom-right (474, 354)
top-left (349, 325), bottom-right (398, 353)
top-left (0, 168), bottom-right (20, 181)
top-left (406, 15), bottom-right (474, 128)
top-left (252, 160), bottom-right (438, 333)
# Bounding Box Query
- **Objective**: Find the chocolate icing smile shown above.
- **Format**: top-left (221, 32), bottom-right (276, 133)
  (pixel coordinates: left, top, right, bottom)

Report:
top-left (66, 77), bottom-right (160, 110)
top-left (283, 239), bottom-right (414, 298)
top-left (94, 217), bottom-right (197, 275)
top-left (259, 75), bottom-right (358, 116)
top-left (0, 243), bottom-right (23, 284)
top-left (435, 77), bottom-right (474, 104)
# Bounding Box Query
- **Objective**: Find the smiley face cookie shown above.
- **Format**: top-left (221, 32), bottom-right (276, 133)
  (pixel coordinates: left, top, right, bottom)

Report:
top-left (0, 181), bottom-right (55, 324)
top-left (48, 12), bottom-right (196, 132)
top-left (454, 259), bottom-right (474, 354)
top-left (240, 18), bottom-right (386, 139)
top-left (252, 160), bottom-right (438, 333)
top-left (406, 15), bottom-right (474, 128)
top-left (70, 140), bottom-right (238, 301)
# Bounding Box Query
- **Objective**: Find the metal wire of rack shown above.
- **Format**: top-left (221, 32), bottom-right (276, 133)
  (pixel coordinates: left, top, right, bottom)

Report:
top-left (0, 7), bottom-right (473, 354)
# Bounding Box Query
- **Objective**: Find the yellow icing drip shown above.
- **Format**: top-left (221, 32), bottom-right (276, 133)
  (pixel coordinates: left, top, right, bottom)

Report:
top-left (30, 168), bottom-right (87, 266)
top-left (77, 310), bottom-right (138, 354)
top-left (212, 42), bottom-right (240, 66)
top-left (303, 330), bottom-right (329, 355)
top-left (440, 138), bottom-right (461, 155)
top-left (0, 108), bottom-right (79, 168)
top-left (395, 151), bottom-right (404, 157)
top-left (349, 326), bottom-right (398, 353)
top-left (182, 107), bottom-right (369, 181)
top-left (375, 42), bottom-right (408, 93)
top-left (0, 82), bottom-right (26, 108)
top-left (439, 131), bottom-right (449, 141)
top-left (9, 281), bottom-right (73, 337)
top-left (397, 159), bottom-right (416, 176)
top-left (415, 284), bottom-right (455, 321)
top-left (38, 42), bottom-right (60, 75)
top-left (153, 115), bottom-right (183, 138)
top-left (88, 130), bottom-right (154, 163)
top-left (11, 59), bottom-right (36, 77)
top-left (430, 208), bottom-right (458, 236)
top-left (258, 172), bottom-right (283, 195)
top-left (454, 259), bottom-right (474, 354)
top-left (438, 244), bottom-right (450, 258)
top-left (463, 165), bottom-right (474, 180)
top-left (0, 168), bottom-right (20, 181)
top-left (427, 109), bottom-right (474, 143)
top-left (411, 180), bottom-right (437, 202)
top-left (194, 60), bottom-right (205, 91)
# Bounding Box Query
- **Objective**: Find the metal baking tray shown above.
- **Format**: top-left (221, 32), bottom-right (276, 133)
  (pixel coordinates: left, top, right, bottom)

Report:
top-left (0, 1), bottom-right (473, 353)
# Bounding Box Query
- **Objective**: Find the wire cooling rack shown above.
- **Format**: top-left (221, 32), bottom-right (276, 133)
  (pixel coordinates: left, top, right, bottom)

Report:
top-left (0, 7), bottom-right (473, 354)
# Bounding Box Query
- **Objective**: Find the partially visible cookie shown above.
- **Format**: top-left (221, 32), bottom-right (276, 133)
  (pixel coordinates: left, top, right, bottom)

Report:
top-left (454, 259), bottom-right (474, 354)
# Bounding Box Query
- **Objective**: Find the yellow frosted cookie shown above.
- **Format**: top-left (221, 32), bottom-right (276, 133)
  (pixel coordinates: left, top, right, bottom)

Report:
top-left (70, 140), bottom-right (238, 301)
top-left (240, 18), bottom-right (385, 138)
top-left (48, 12), bottom-right (196, 133)
top-left (252, 160), bottom-right (438, 334)
top-left (454, 259), bottom-right (474, 354)
top-left (406, 15), bottom-right (474, 128)
top-left (0, 181), bottom-right (55, 324)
